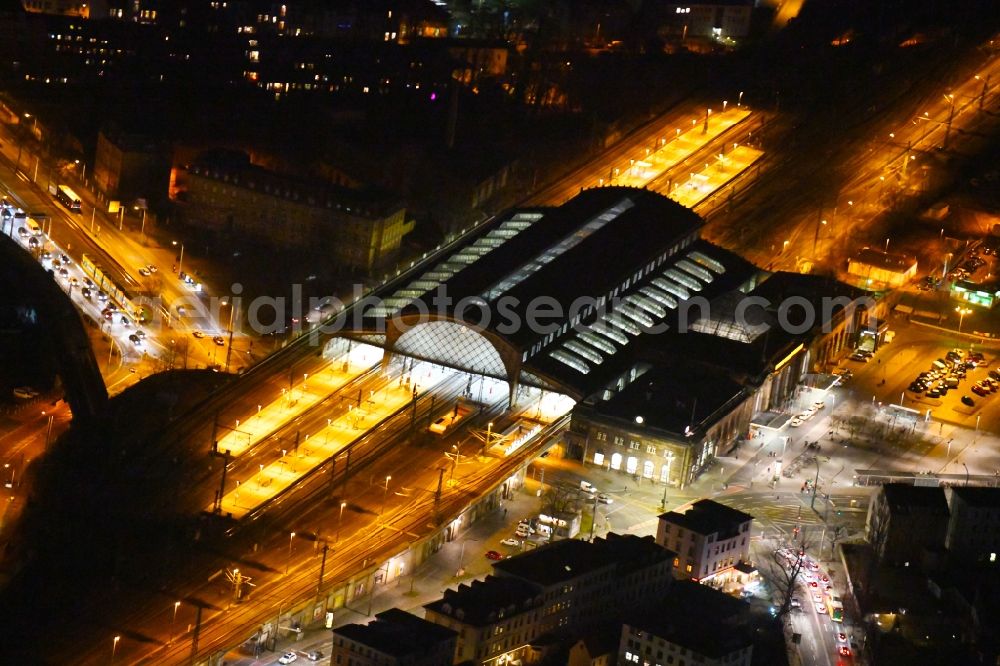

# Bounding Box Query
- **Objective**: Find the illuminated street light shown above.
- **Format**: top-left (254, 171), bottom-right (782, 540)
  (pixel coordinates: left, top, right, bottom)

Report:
top-left (955, 306), bottom-right (972, 333)
top-left (380, 475), bottom-right (392, 516)
top-left (170, 601), bottom-right (180, 644)
top-left (112, 635), bottom-right (121, 663)
top-left (337, 500), bottom-right (347, 541)
top-left (286, 531), bottom-right (296, 574)
top-left (171, 240), bottom-right (185, 276)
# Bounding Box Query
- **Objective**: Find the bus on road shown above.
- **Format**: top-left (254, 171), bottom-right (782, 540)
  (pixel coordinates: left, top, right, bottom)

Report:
top-left (826, 594), bottom-right (844, 622)
top-left (55, 185), bottom-right (82, 213)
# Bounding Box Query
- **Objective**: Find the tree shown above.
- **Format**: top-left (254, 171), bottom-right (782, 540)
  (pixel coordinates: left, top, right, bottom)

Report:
top-left (761, 537), bottom-right (811, 619)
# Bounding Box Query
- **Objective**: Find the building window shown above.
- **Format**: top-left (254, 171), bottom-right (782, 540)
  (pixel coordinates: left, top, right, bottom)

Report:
top-left (614, 436), bottom-right (625, 446)
top-left (626, 456), bottom-right (638, 474)
top-left (593, 451), bottom-right (605, 466)
top-left (596, 432), bottom-right (607, 441)
top-left (611, 453), bottom-right (622, 470)
top-left (646, 445), bottom-right (657, 454)
top-left (629, 441), bottom-right (641, 450)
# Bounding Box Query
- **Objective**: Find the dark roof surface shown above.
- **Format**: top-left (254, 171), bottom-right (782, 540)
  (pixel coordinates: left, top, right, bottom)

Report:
top-left (333, 608), bottom-right (457, 657)
top-left (882, 484), bottom-right (949, 516)
top-left (424, 575), bottom-right (542, 627)
top-left (950, 486), bottom-right (1000, 508)
top-left (491, 533), bottom-right (672, 587)
top-left (659, 499), bottom-right (754, 536)
top-left (628, 580), bottom-right (752, 658)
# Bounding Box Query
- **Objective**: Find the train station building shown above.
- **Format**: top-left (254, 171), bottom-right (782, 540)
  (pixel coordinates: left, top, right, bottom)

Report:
top-left (335, 186), bottom-right (882, 487)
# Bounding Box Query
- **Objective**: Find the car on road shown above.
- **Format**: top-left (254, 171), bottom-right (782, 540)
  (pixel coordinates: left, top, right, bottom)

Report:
top-left (838, 646), bottom-right (851, 657)
top-left (517, 522), bottom-right (535, 534)
top-left (138, 267), bottom-right (150, 277)
top-left (962, 395), bottom-right (976, 406)
top-left (213, 335), bottom-right (226, 346)
top-left (816, 603), bottom-right (826, 614)
top-left (485, 550), bottom-right (504, 560)
top-left (597, 493), bottom-right (613, 504)
top-left (837, 632), bottom-right (848, 644)
top-left (848, 352), bottom-right (869, 363)
top-left (790, 597), bottom-right (801, 609)
top-left (515, 526), bottom-right (531, 538)
top-left (808, 580), bottom-right (818, 588)
top-left (501, 538), bottom-right (521, 546)
top-left (16, 226), bottom-right (28, 237)
top-left (98, 290), bottom-right (108, 301)
top-left (59, 253), bottom-right (70, 265)
top-left (128, 333), bottom-right (142, 345)
top-left (192, 330), bottom-right (205, 339)
top-left (28, 236), bottom-right (40, 248)
top-left (306, 651), bottom-right (323, 661)
top-left (146, 264), bottom-right (158, 273)
top-left (972, 383), bottom-right (989, 397)
top-left (278, 652), bottom-right (298, 665)
top-left (789, 416), bottom-right (805, 427)
top-left (12, 387), bottom-right (38, 400)
top-left (57, 267), bottom-right (69, 278)
top-left (81, 287), bottom-right (91, 299)
top-left (119, 316), bottom-right (131, 327)
top-left (926, 389), bottom-right (941, 398)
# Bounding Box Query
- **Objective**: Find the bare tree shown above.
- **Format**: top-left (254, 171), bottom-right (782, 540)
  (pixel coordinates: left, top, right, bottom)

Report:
top-left (761, 538), bottom-right (811, 619)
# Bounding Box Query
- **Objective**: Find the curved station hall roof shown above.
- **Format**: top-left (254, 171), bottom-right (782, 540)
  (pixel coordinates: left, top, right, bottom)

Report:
top-left (348, 187), bottom-right (758, 400)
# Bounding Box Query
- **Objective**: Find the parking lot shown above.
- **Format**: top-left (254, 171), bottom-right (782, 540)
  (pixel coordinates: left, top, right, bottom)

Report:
top-left (840, 319), bottom-right (1000, 429)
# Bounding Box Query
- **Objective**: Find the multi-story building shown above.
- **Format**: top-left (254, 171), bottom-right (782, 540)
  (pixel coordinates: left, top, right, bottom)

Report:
top-left (945, 487), bottom-right (1000, 566)
top-left (656, 499), bottom-right (753, 584)
top-left (423, 533), bottom-right (675, 666)
top-left (177, 150), bottom-right (412, 274)
top-left (330, 608), bottom-right (457, 666)
top-left (618, 580), bottom-right (754, 666)
top-left (664, 0), bottom-right (754, 40)
top-left (93, 123), bottom-right (172, 206)
top-left (866, 483), bottom-right (951, 567)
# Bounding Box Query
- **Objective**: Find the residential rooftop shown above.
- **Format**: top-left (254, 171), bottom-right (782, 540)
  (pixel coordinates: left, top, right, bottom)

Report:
top-left (333, 608), bottom-right (457, 658)
top-left (658, 499), bottom-right (754, 537)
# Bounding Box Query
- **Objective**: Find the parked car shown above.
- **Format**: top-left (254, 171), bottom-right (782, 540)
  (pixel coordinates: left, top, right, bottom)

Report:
top-left (517, 522), bottom-right (535, 534)
top-left (278, 653), bottom-right (298, 665)
top-left (306, 651), bottom-right (323, 662)
top-left (193, 330), bottom-right (205, 339)
top-left (128, 333), bottom-right (142, 345)
top-left (501, 537), bottom-right (521, 547)
top-left (962, 395), bottom-right (976, 406)
top-left (213, 335), bottom-right (226, 346)
top-left (972, 384), bottom-right (989, 397)
top-left (485, 550), bottom-right (504, 560)
top-left (597, 493), bottom-right (613, 504)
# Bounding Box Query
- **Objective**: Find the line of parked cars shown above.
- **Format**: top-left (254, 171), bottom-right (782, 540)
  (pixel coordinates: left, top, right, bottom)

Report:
top-left (790, 401), bottom-right (825, 428)
top-left (907, 349), bottom-right (989, 406)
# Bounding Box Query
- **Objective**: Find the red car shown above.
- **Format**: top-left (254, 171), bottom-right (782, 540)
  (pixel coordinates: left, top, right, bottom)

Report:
top-left (972, 383), bottom-right (989, 397)
top-left (809, 581), bottom-right (818, 588)
top-left (839, 646), bottom-right (851, 657)
top-left (485, 550), bottom-right (504, 560)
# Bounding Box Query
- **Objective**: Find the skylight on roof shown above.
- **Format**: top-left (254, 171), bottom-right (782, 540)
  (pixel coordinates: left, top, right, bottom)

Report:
top-left (551, 349), bottom-right (591, 374)
top-left (481, 197), bottom-right (634, 302)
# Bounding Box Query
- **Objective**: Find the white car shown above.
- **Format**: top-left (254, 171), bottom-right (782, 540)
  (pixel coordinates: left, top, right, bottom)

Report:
top-left (278, 652), bottom-right (298, 665)
top-left (501, 537), bottom-right (521, 546)
top-left (517, 522), bottom-right (535, 534)
top-left (789, 416), bottom-right (804, 428)
top-left (597, 493), bottom-right (613, 504)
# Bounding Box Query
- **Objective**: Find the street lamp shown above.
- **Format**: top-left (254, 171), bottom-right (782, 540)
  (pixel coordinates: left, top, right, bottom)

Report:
top-left (337, 501), bottom-right (347, 541)
top-left (286, 531), bottom-right (296, 574)
top-left (962, 462), bottom-right (970, 486)
top-left (955, 306), bottom-right (972, 333)
top-left (172, 240), bottom-right (185, 276)
top-left (380, 475), bottom-right (391, 516)
top-left (112, 635), bottom-right (120, 663)
top-left (170, 601), bottom-right (180, 644)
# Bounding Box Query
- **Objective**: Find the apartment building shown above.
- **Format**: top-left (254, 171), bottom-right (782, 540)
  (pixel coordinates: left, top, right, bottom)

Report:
top-left (656, 499), bottom-right (753, 584)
